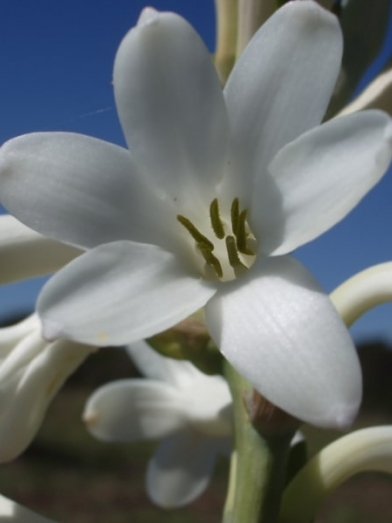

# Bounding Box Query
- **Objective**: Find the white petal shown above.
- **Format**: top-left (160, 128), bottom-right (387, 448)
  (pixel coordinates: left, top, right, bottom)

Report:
top-left (0, 133), bottom-right (174, 250)
top-left (185, 373), bottom-right (233, 438)
top-left (38, 241), bottom-right (216, 346)
top-left (205, 256), bottom-right (362, 428)
top-left (0, 330), bottom-right (92, 463)
top-left (262, 110), bottom-right (392, 255)
top-left (223, 1), bottom-right (342, 199)
top-left (114, 10), bottom-right (228, 210)
top-left (84, 379), bottom-right (186, 442)
top-left (0, 314), bottom-right (39, 354)
top-left (146, 429), bottom-right (217, 508)
top-left (126, 342), bottom-right (233, 438)
top-left (126, 340), bottom-right (200, 388)
top-left (0, 494), bottom-right (55, 522)
top-left (0, 214), bottom-right (81, 285)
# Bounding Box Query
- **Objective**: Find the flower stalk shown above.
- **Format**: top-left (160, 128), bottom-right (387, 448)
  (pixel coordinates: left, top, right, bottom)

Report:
top-left (279, 426), bottom-right (392, 523)
top-left (223, 362), bottom-right (295, 523)
top-left (236, 0), bottom-right (276, 58)
top-left (214, 0), bottom-right (238, 84)
top-left (330, 262), bottom-right (392, 327)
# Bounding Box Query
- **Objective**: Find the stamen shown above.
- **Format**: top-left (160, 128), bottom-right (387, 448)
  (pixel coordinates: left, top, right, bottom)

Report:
top-left (177, 215), bottom-right (214, 250)
top-left (210, 199), bottom-right (225, 239)
top-left (225, 235), bottom-right (247, 270)
top-left (198, 243), bottom-right (223, 278)
top-left (235, 210), bottom-right (254, 255)
top-left (178, 197), bottom-right (256, 281)
top-left (231, 198), bottom-right (240, 236)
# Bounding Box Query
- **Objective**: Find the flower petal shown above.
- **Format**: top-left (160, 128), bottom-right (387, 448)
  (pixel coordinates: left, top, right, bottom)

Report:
top-left (260, 110), bottom-right (392, 255)
top-left (84, 379), bottom-right (186, 442)
top-left (223, 0), bottom-right (342, 199)
top-left (126, 342), bottom-right (233, 438)
top-left (126, 340), bottom-right (201, 388)
top-left (146, 429), bottom-right (217, 508)
top-left (0, 214), bottom-right (80, 285)
top-left (0, 493), bottom-right (55, 522)
top-left (114, 9), bottom-right (229, 209)
top-left (0, 330), bottom-right (92, 463)
top-left (0, 314), bottom-right (39, 354)
top-left (38, 241), bottom-right (216, 346)
top-left (0, 133), bottom-right (174, 250)
top-left (205, 255), bottom-right (362, 429)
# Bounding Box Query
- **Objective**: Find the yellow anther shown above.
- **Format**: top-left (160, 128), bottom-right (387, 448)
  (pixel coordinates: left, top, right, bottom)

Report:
top-left (225, 235), bottom-right (247, 270)
top-left (177, 215), bottom-right (214, 250)
top-left (235, 209), bottom-right (254, 255)
top-left (231, 198), bottom-right (240, 236)
top-left (198, 243), bottom-right (223, 278)
top-left (210, 199), bottom-right (225, 239)
top-left (178, 198), bottom-right (256, 281)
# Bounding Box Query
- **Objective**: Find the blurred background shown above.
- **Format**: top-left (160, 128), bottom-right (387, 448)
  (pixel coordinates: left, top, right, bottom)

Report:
top-left (1, 0), bottom-right (392, 521)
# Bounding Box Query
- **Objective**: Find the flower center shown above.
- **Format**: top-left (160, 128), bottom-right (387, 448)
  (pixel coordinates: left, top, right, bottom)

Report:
top-left (177, 198), bottom-right (257, 282)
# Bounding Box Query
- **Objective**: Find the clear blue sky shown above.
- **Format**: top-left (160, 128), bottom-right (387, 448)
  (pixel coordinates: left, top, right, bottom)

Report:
top-left (1, 0), bottom-right (392, 344)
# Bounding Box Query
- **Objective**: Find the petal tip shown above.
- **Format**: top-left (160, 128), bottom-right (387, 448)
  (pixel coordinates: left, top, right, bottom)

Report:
top-left (82, 407), bottom-right (99, 428)
top-left (324, 402), bottom-right (360, 430)
top-left (41, 317), bottom-right (65, 342)
top-left (282, 0), bottom-right (342, 46)
top-left (137, 7), bottom-right (159, 27)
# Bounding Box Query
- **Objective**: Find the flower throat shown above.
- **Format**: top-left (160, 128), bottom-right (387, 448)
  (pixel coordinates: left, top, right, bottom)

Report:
top-left (177, 198), bottom-right (257, 282)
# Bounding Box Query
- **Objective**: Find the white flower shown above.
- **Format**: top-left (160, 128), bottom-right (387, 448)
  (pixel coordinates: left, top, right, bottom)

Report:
top-left (0, 314), bottom-right (94, 462)
top-left (83, 340), bottom-right (232, 508)
top-left (0, 214), bottom-right (80, 286)
top-left (0, 2), bottom-right (391, 427)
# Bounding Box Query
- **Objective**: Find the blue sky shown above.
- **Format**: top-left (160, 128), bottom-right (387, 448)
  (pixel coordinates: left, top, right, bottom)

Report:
top-left (1, 0), bottom-right (392, 344)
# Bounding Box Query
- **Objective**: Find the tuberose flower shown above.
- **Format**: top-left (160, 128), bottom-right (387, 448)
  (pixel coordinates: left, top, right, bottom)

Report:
top-left (0, 214), bottom-right (80, 285)
top-left (83, 341), bottom-right (232, 508)
top-left (0, 314), bottom-right (94, 462)
top-left (0, 1), bottom-right (391, 427)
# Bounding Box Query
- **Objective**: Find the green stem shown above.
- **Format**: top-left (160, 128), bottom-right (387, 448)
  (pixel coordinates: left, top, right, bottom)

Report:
top-left (223, 363), bottom-right (293, 523)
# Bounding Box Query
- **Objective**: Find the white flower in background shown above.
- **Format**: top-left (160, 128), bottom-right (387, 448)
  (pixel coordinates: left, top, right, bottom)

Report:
top-left (0, 493), bottom-right (55, 522)
top-left (0, 1), bottom-right (392, 428)
top-left (0, 314), bottom-right (94, 462)
top-left (83, 341), bottom-right (232, 508)
top-left (0, 214), bottom-right (80, 285)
